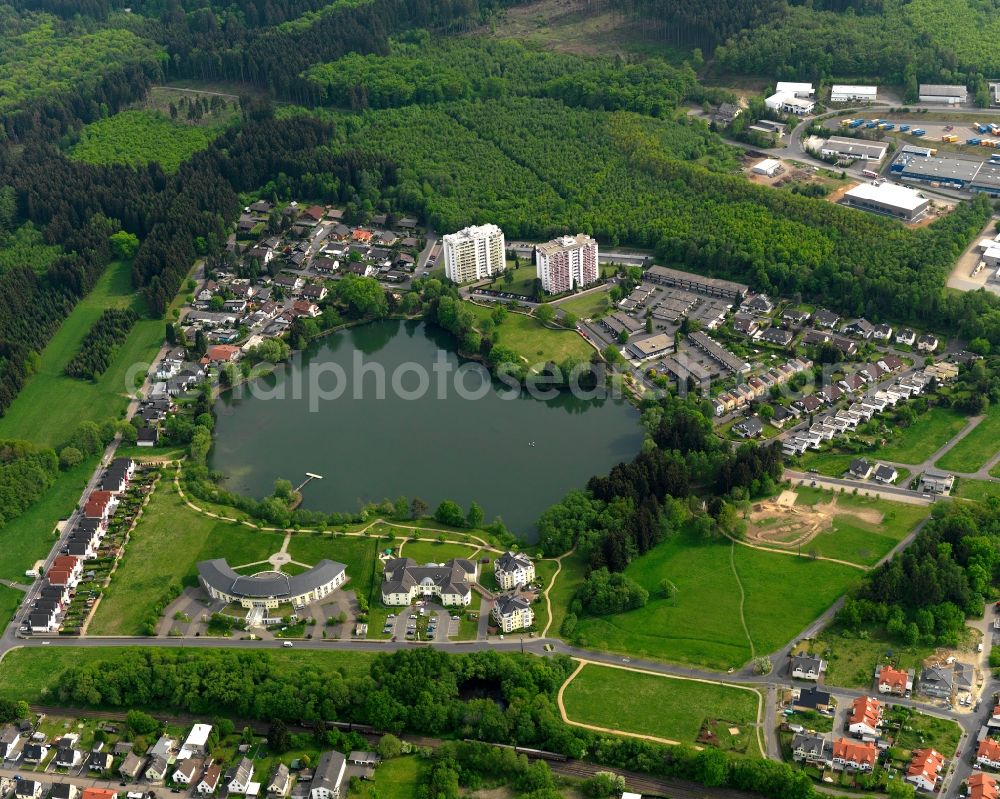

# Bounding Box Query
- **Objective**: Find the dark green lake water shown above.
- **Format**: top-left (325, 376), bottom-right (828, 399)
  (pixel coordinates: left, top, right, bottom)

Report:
top-left (210, 319), bottom-right (642, 539)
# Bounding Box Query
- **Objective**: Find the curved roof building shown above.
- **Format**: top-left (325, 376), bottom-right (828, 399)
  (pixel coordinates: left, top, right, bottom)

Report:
top-left (198, 558), bottom-right (346, 608)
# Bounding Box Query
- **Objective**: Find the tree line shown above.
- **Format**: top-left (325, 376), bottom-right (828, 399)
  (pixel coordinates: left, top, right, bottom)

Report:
top-left (65, 308), bottom-right (137, 380)
top-left (0, 439), bottom-right (59, 529)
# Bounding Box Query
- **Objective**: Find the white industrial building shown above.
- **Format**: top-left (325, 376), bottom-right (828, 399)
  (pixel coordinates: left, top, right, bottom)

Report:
top-left (765, 93), bottom-right (815, 116)
top-left (842, 181), bottom-right (929, 221)
top-left (442, 224), bottom-right (506, 283)
top-left (984, 245), bottom-right (1000, 270)
top-left (830, 85), bottom-right (877, 103)
top-left (775, 82), bottom-right (815, 98)
top-left (918, 84), bottom-right (968, 105)
top-left (820, 136), bottom-right (889, 162)
top-left (752, 158), bottom-right (782, 177)
top-left (535, 233), bottom-right (598, 294)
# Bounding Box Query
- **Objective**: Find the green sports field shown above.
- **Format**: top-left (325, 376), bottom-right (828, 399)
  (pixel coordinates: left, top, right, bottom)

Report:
top-left (561, 662), bottom-right (760, 754)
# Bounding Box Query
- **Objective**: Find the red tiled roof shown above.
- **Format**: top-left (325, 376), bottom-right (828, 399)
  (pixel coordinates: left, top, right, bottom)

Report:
top-left (849, 696), bottom-right (881, 729)
top-left (879, 665), bottom-right (909, 692)
top-left (832, 738), bottom-right (876, 767)
top-left (970, 772), bottom-right (999, 799)
top-left (979, 739), bottom-right (1000, 762)
top-left (907, 748), bottom-right (943, 782)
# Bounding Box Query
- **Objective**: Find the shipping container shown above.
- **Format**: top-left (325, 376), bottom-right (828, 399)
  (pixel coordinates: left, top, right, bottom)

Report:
top-left (968, 138), bottom-right (982, 145)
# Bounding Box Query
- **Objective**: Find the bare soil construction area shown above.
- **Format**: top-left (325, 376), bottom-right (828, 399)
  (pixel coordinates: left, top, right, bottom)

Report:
top-left (746, 492), bottom-right (884, 550)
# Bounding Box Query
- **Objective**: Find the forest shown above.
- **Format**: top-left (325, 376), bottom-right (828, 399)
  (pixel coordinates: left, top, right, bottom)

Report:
top-left (836, 498), bottom-right (1000, 647)
top-left (65, 308), bottom-right (137, 380)
top-left (0, 439), bottom-right (59, 528)
top-left (51, 647), bottom-right (816, 799)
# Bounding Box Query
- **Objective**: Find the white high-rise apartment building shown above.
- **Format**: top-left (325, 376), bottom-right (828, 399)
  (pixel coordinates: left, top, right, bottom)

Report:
top-left (535, 234), bottom-right (598, 294)
top-left (442, 224), bottom-right (506, 283)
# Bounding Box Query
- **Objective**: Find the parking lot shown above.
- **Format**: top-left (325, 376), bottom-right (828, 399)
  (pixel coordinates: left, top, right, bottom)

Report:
top-left (384, 602), bottom-right (460, 642)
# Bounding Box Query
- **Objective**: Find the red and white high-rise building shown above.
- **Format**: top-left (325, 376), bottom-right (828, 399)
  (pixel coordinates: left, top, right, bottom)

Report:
top-left (535, 234), bottom-right (598, 294)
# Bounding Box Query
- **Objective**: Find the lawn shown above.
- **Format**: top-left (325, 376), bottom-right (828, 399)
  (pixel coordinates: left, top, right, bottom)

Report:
top-left (69, 110), bottom-right (227, 173)
top-left (936, 404), bottom-right (1000, 473)
top-left (350, 755), bottom-right (424, 799)
top-left (954, 479), bottom-right (1000, 503)
top-left (809, 626), bottom-right (935, 690)
top-left (466, 301), bottom-right (593, 367)
top-left (798, 451), bottom-right (862, 478)
top-left (89, 478), bottom-right (286, 635)
top-left (888, 706), bottom-right (962, 758)
top-left (398, 540), bottom-right (480, 564)
top-left (561, 663), bottom-right (760, 755)
top-left (488, 263), bottom-right (538, 297)
top-left (0, 584), bottom-right (24, 630)
top-left (0, 454), bottom-right (101, 581)
top-left (0, 647), bottom-right (376, 705)
top-left (553, 289), bottom-right (612, 320)
top-left (877, 406), bottom-right (970, 465)
top-left (286, 533), bottom-right (381, 604)
top-left (571, 530), bottom-right (861, 670)
top-left (0, 260), bottom-right (164, 448)
top-left (547, 550), bottom-right (587, 637)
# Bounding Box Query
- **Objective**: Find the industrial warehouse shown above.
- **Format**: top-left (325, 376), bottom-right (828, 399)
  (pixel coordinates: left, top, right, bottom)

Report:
top-left (820, 136), bottom-right (889, 162)
top-left (830, 85), bottom-right (878, 103)
top-left (841, 181), bottom-right (930, 222)
top-left (890, 149), bottom-right (1000, 195)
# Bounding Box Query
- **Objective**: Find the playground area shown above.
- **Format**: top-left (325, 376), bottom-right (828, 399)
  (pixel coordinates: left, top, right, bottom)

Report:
top-left (746, 491), bottom-right (884, 550)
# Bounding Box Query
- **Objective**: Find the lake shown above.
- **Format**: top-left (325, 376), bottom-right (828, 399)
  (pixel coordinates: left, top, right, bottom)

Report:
top-left (210, 319), bottom-right (642, 539)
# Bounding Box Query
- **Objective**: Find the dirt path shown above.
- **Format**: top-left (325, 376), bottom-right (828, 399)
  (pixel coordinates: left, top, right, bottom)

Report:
top-left (730, 542), bottom-right (755, 659)
top-left (557, 658), bottom-right (766, 757)
top-left (541, 547), bottom-right (573, 638)
top-left (725, 532), bottom-right (869, 571)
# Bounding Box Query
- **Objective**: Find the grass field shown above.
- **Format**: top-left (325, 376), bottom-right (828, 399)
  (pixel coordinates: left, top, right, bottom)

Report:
top-left (547, 550), bottom-right (587, 636)
top-left (571, 530), bottom-right (860, 669)
top-left (90, 479), bottom-right (286, 635)
top-left (797, 451), bottom-right (862, 477)
top-left (0, 260), bottom-right (163, 448)
top-left (489, 263), bottom-right (538, 297)
top-left (877, 406), bottom-right (969, 465)
top-left (954, 479), bottom-right (1000, 503)
top-left (0, 647), bottom-right (376, 705)
top-left (554, 289), bottom-right (612, 320)
top-left (70, 109), bottom-right (228, 173)
top-left (809, 626), bottom-right (935, 689)
top-left (0, 585), bottom-right (24, 630)
top-left (398, 540), bottom-right (480, 564)
top-left (350, 755), bottom-right (423, 799)
top-left (562, 663), bottom-right (760, 754)
top-left (466, 301), bottom-right (593, 367)
top-left (802, 492), bottom-right (928, 566)
top-left (936, 405), bottom-right (1000, 473)
top-left (286, 533), bottom-right (381, 604)
top-left (0, 455), bottom-right (100, 581)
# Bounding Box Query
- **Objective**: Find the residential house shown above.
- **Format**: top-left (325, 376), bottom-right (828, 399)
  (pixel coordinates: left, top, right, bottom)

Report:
top-left (813, 309), bottom-right (841, 329)
top-left (204, 345), bottom-right (240, 364)
top-left (310, 752), bottom-right (346, 799)
top-left (731, 313), bottom-right (759, 336)
top-left (969, 772), bottom-right (999, 799)
top-left (714, 102), bottom-right (742, 125)
top-left (197, 764), bottom-right (222, 795)
top-left (145, 756), bottom-right (169, 783)
top-left (847, 696), bottom-right (882, 739)
top-left (920, 471), bottom-right (955, 495)
top-left (794, 394), bottom-right (824, 415)
top-left (876, 664), bottom-right (913, 697)
top-left (878, 354), bottom-right (904, 373)
top-left (790, 653), bottom-right (827, 681)
top-left (149, 736), bottom-right (177, 762)
top-left (88, 751), bottom-right (113, 772)
top-left (22, 743), bottom-right (47, 764)
top-left (844, 319), bottom-right (875, 339)
top-left (873, 464), bottom-right (898, 484)
top-left (978, 738), bottom-right (1000, 770)
top-left (917, 334), bottom-right (939, 352)
top-left (918, 664), bottom-right (954, 699)
top-left (759, 327), bottom-right (793, 347)
top-left (226, 757), bottom-right (254, 794)
top-left (15, 780), bottom-right (43, 799)
top-left (347, 753), bottom-right (379, 768)
top-left (792, 686), bottom-right (832, 713)
top-left (492, 595), bottom-right (535, 632)
top-left (266, 764), bottom-right (291, 797)
top-left (896, 328), bottom-right (916, 346)
top-left (872, 324), bottom-right (893, 341)
top-left (274, 274), bottom-right (304, 294)
top-left (54, 737), bottom-right (82, 768)
top-left (770, 405), bottom-right (794, 428)
top-left (173, 759), bottom-right (202, 786)
top-left (831, 738), bottom-right (877, 771)
top-left (791, 733), bottom-right (832, 767)
top-left (50, 784), bottom-right (78, 799)
top-left (493, 552), bottom-right (535, 590)
top-left (182, 725), bottom-right (212, 757)
top-left (0, 725), bottom-right (21, 759)
top-left (292, 300), bottom-right (320, 318)
top-left (301, 284), bottom-right (327, 302)
top-left (732, 416), bottom-right (764, 439)
top-left (849, 458), bottom-right (873, 480)
top-left (119, 752), bottom-right (144, 781)
top-left (906, 749), bottom-right (944, 793)
top-left (782, 308), bottom-right (811, 327)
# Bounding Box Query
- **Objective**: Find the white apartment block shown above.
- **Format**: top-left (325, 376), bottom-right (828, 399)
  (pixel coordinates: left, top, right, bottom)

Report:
top-left (535, 234), bottom-right (598, 294)
top-left (493, 552), bottom-right (535, 590)
top-left (442, 224), bottom-right (506, 283)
